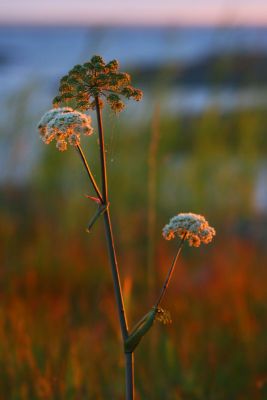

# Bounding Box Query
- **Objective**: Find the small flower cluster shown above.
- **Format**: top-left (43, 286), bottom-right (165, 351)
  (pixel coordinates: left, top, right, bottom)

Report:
top-left (162, 212), bottom-right (216, 247)
top-left (52, 55), bottom-right (143, 113)
top-left (38, 107), bottom-right (93, 151)
top-left (155, 308), bottom-right (172, 325)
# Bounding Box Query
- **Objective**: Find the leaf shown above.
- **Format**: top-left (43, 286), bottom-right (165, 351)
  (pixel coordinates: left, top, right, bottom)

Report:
top-left (124, 308), bottom-right (157, 353)
top-left (85, 195), bottom-right (102, 205)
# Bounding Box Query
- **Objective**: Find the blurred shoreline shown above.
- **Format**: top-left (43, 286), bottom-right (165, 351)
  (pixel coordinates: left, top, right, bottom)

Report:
top-left (1, 25), bottom-right (267, 110)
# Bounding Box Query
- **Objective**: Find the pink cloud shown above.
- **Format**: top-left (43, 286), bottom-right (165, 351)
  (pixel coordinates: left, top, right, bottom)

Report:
top-left (1, 0), bottom-right (267, 25)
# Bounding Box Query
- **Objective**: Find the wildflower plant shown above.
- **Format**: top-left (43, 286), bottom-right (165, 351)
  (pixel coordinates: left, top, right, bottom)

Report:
top-left (38, 55), bottom-right (215, 400)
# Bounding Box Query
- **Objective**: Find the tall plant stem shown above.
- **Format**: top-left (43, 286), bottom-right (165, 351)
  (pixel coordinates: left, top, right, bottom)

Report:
top-left (155, 235), bottom-right (186, 309)
top-left (76, 144), bottom-right (103, 203)
top-left (95, 96), bottom-right (133, 400)
top-left (126, 353), bottom-right (134, 399)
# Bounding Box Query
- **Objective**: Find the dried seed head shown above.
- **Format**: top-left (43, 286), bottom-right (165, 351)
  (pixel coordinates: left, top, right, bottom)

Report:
top-left (53, 55), bottom-right (143, 113)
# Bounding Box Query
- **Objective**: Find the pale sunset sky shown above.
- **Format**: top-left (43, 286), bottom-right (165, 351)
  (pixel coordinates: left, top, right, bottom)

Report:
top-left (1, 0), bottom-right (267, 25)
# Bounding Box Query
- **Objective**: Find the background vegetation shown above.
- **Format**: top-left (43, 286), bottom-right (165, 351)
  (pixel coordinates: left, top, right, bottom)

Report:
top-left (1, 25), bottom-right (267, 398)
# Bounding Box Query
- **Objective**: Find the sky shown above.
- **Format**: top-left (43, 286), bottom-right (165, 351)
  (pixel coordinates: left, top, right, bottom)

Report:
top-left (1, 0), bottom-right (267, 25)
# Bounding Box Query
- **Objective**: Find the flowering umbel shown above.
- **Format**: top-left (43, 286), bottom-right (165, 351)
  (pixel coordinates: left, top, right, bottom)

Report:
top-left (163, 212), bottom-right (216, 247)
top-left (52, 55), bottom-right (143, 113)
top-left (38, 107), bottom-right (93, 151)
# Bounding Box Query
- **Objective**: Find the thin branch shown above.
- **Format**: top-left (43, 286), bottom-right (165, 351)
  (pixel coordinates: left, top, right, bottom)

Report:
top-left (76, 143), bottom-right (103, 203)
top-left (155, 234), bottom-right (186, 309)
top-left (86, 203), bottom-right (109, 232)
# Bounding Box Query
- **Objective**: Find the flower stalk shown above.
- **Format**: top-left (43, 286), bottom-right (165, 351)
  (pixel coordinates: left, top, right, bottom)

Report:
top-left (155, 235), bottom-right (186, 309)
top-left (76, 143), bottom-right (103, 203)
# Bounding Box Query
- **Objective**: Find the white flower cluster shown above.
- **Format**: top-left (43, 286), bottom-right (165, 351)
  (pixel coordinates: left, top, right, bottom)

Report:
top-left (162, 212), bottom-right (216, 247)
top-left (38, 107), bottom-right (93, 151)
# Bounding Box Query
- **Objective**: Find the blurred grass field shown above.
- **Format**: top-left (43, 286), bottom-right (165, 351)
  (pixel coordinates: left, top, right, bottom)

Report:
top-left (1, 98), bottom-right (267, 399)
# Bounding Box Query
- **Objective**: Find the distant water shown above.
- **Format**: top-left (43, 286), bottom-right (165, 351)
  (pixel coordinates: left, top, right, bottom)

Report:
top-left (1, 25), bottom-right (267, 94)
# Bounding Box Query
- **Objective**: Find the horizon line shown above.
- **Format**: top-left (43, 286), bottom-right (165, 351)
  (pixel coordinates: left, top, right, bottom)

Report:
top-left (1, 21), bottom-right (267, 28)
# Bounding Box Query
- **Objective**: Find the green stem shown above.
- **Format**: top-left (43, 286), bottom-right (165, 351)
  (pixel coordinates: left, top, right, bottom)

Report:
top-left (155, 235), bottom-right (186, 309)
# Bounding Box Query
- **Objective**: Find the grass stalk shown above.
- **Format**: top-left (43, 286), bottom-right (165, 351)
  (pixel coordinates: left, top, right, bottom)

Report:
top-left (147, 104), bottom-right (161, 296)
